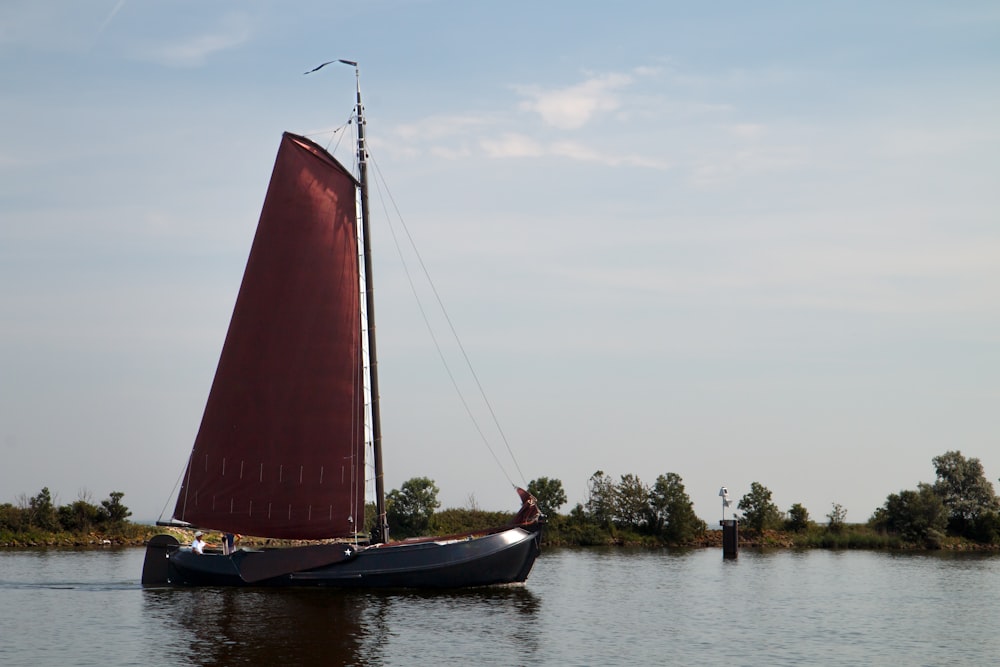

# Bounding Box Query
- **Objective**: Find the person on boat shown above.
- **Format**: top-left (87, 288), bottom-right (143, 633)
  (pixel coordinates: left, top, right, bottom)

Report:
top-left (222, 533), bottom-right (239, 555)
top-left (512, 488), bottom-right (541, 524)
top-left (191, 531), bottom-right (207, 554)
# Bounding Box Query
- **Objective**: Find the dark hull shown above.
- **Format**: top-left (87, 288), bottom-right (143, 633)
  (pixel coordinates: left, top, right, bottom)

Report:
top-left (142, 524), bottom-right (542, 589)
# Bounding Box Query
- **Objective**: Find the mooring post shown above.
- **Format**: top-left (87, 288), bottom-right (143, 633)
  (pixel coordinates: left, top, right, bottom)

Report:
top-left (721, 519), bottom-right (739, 559)
top-left (719, 486), bottom-right (738, 559)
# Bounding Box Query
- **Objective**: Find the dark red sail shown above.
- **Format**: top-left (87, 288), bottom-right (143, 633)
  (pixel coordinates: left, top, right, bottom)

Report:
top-left (173, 133), bottom-right (365, 540)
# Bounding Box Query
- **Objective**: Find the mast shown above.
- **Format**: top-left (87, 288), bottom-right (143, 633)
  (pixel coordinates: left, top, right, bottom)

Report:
top-left (347, 61), bottom-right (390, 544)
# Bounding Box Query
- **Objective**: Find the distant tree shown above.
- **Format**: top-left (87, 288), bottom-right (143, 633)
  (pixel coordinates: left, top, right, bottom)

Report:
top-left (430, 507), bottom-right (513, 534)
top-left (99, 491), bottom-right (131, 526)
top-left (363, 501), bottom-right (378, 536)
top-left (827, 503), bottom-right (847, 533)
top-left (527, 477), bottom-right (568, 517)
top-left (786, 503), bottom-right (811, 532)
top-left (648, 472), bottom-right (705, 543)
top-left (386, 477), bottom-right (440, 538)
top-left (874, 483), bottom-right (948, 547)
top-left (28, 487), bottom-right (59, 531)
top-left (614, 474), bottom-right (649, 530)
top-left (969, 511), bottom-right (1000, 544)
top-left (737, 482), bottom-right (783, 533)
top-left (0, 502), bottom-right (26, 532)
top-left (567, 503), bottom-right (587, 524)
top-left (59, 491), bottom-right (103, 532)
top-left (931, 450), bottom-right (999, 537)
top-left (562, 502), bottom-right (614, 546)
top-left (585, 471), bottom-right (616, 526)
top-left (464, 493), bottom-right (481, 511)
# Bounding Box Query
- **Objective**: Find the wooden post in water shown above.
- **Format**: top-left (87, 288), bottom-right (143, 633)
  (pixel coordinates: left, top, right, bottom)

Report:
top-left (719, 487), bottom-right (738, 558)
top-left (721, 519), bottom-right (739, 559)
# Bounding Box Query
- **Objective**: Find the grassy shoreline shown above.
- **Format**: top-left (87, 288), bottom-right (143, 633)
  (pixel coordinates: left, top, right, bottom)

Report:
top-left (4, 521), bottom-right (998, 552)
top-left (542, 525), bottom-right (1000, 551)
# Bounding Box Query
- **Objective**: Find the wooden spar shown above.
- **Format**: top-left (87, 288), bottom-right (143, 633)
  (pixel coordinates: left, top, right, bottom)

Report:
top-left (352, 65), bottom-right (390, 544)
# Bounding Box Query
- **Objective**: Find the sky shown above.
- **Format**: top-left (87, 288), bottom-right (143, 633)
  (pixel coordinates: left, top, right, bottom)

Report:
top-left (2, 1), bottom-right (998, 526)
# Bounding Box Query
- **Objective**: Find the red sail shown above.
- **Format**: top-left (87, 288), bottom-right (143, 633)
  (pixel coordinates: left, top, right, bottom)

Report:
top-left (173, 133), bottom-right (365, 540)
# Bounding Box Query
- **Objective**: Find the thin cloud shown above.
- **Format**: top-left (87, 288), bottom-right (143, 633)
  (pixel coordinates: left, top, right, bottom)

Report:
top-left (549, 227), bottom-right (1000, 316)
top-left (874, 123), bottom-right (1000, 158)
top-left (479, 133), bottom-right (669, 168)
top-left (691, 145), bottom-right (806, 186)
top-left (515, 72), bottom-right (634, 130)
top-left (429, 145), bottom-right (474, 159)
top-left (387, 67), bottom-right (670, 168)
top-left (98, 0), bottom-right (127, 37)
top-left (139, 14), bottom-right (252, 67)
top-left (727, 123), bottom-right (766, 140)
top-left (480, 133), bottom-right (544, 159)
top-left (392, 115), bottom-right (494, 142)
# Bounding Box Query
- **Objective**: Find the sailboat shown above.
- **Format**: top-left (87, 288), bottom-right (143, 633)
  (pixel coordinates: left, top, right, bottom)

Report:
top-left (141, 63), bottom-right (542, 588)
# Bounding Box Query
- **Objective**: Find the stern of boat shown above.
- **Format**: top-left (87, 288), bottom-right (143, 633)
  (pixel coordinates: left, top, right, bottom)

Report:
top-left (141, 534), bottom-right (181, 585)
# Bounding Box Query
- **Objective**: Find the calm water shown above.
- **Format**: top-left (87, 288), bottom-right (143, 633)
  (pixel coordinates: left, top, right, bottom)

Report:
top-left (1, 546), bottom-right (997, 666)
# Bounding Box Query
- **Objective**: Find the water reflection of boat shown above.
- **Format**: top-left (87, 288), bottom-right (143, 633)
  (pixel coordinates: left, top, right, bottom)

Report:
top-left (144, 588), bottom-right (367, 664)
top-left (142, 585), bottom-right (540, 665)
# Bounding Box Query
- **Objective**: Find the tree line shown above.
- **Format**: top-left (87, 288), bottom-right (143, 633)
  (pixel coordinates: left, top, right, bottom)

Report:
top-left (731, 450), bottom-right (1000, 548)
top-left (6, 449), bottom-right (996, 550)
top-left (384, 450), bottom-right (1000, 548)
top-left (0, 487), bottom-right (133, 540)
top-left (383, 470), bottom-right (707, 546)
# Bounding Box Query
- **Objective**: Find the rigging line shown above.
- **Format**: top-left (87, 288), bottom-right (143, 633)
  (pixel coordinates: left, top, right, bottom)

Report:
top-left (327, 109), bottom-right (355, 155)
top-left (302, 112), bottom-right (354, 155)
top-left (368, 153), bottom-right (528, 488)
top-left (178, 450), bottom-right (196, 522)
top-left (158, 462), bottom-right (189, 523)
top-left (325, 125), bottom-right (346, 155)
top-left (366, 157), bottom-right (518, 489)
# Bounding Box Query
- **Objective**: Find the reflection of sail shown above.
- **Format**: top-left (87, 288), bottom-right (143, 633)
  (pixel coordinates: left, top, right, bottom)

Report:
top-left (141, 586), bottom-right (540, 665)
top-left (144, 588), bottom-right (369, 666)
